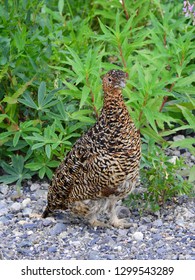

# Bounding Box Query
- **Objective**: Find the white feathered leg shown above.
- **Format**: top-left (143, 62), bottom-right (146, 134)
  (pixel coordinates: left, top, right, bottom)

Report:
top-left (108, 196), bottom-right (131, 228)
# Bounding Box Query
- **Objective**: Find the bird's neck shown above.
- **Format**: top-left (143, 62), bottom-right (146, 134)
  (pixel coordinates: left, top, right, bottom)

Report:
top-left (100, 88), bottom-right (131, 123)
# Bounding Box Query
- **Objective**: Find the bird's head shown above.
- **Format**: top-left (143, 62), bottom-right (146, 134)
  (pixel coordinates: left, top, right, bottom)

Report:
top-left (102, 69), bottom-right (127, 92)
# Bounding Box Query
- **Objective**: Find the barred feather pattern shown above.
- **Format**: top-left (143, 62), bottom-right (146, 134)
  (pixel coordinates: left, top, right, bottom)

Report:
top-left (42, 69), bottom-right (141, 228)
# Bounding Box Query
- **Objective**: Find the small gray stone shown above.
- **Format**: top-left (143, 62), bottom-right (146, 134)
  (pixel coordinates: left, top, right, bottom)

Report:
top-left (141, 216), bottom-right (151, 223)
top-left (173, 150), bottom-right (181, 157)
top-left (43, 218), bottom-right (54, 227)
top-left (157, 247), bottom-right (166, 254)
top-left (30, 183), bottom-right (40, 192)
top-left (48, 246), bottom-right (57, 253)
top-left (153, 219), bottom-right (163, 227)
top-left (168, 156), bottom-right (178, 164)
top-left (23, 223), bottom-right (37, 229)
top-left (22, 208), bottom-right (32, 217)
top-left (117, 207), bottom-right (131, 219)
top-left (132, 231), bottom-right (144, 241)
top-left (138, 225), bottom-right (148, 231)
top-left (88, 250), bottom-right (100, 260)
top-left (35, 189), bottom-right (47, 198)
top-left (106, 254), bottom-right (115, 260)
top-left (70, 240), bottom-right (81, 247)
top-left (0, 207), bottom-right (8, 217)
top-left (118, 229), bottom-right (128, 236)
top-left (0, 184), bottom-right (9, 196)
top-left (50, 223), bottom-right (67, 235)
top-left (153, 233), bottom-right (162, 241)
top-left (0, 215), bottom-right (9, 224)
top-left (22, 198), bottom-right (31, 208)
top-left (0, 201), bottom-right (7, 209)
top-left (173, 135), bottom-right (185, 142)
top-left (10, 202), bottom-right (21, 212)
top-left (41, 182), bottom-right (49, 188)
top-left (19, 240), bottom-right (32, 247)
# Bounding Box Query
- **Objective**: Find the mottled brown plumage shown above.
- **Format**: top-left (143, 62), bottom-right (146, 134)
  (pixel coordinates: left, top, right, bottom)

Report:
top-left (42, 69), bottom-right (141, 228)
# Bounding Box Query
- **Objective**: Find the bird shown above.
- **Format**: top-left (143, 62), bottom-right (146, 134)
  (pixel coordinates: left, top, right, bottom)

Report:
top-left (42, 69), bottom-right (141, 228)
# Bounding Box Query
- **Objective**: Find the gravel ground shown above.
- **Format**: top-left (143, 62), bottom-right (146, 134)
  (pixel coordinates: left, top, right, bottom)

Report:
top-left (0, 181), bottom-right (194, 260)
top-left (0, 142), bottom-right (194, 260)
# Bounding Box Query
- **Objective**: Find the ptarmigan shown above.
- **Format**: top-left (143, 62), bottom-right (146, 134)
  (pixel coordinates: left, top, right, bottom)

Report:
top-left (42, 69), bottom-right (141, 228)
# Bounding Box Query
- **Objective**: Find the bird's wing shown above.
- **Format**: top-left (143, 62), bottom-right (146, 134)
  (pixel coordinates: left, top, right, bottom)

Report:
top-left (65, 149), bottom-right (128, 202)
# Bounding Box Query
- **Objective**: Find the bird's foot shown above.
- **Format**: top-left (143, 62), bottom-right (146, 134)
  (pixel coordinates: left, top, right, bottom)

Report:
top-left (110, 217), bottom-right (131, 228)
top-left (29, 213), bottom-right (42, 219)
top-left (89, 218), bottom-right (110, 228)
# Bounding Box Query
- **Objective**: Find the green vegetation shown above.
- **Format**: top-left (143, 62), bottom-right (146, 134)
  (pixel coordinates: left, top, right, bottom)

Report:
top-left (0, 0), bottom-right (194, 208)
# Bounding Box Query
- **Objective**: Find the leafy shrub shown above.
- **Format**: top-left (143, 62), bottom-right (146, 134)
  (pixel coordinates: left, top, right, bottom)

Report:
top-left (125, 138), bottom-right (193, 212)
top-left (0, 0), bottom-right (194, 207)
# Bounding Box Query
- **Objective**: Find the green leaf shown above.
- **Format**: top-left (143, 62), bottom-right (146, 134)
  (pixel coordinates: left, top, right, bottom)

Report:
top-left (13, 131), bottom-right (21, 147)
top-left (1, 162), bottom-right (18, 176)
top-left (189, 166), bottom-right (195, 183)
top-left (141, 127), bottom-right (164, 143)
top-left (80, 85), bottom-right (90, 109)
top-left (45, 166), bottom-right (53, 179)
top-left (39, 166), bottom-right (46, 179)
top-left (0, 131), bottom-right (14, 141)
top-left (0, 155), bottom-right (32, 186)
top-left (174, 87), bottom-right (195, 95)
top-left (176, 105), bottom-right (195, 129)
top-left (12, 155), bottom-right (24, 173)
top-left (58, 0), bottom-right (64, 15)
top-left (143, 107), bottom-right (158, 133)
top-left (25, 162), bottom-right (43, 171)
top-left (32, 143), bottom-right (45, 150)
top-left (45, 144), bottom-right (51, 159)
top-left (38, 81), bottom-right (46, 108)
top-left (3, 77), bottom-right (35, 104)
top-left (0, 174), bottom-right (19, 184)
top-left (0, 114), bottom-right (10, 123)
top-left (57, 101), bottom-right (69, 121)
top-left (19, 92), bottom-right (38, 109)
top-left (170, 138), bottom-right (195, 155)
top-left (175, 74), bottom-right (195, 87)
top-left (47, 160), bottom-right (60, 168)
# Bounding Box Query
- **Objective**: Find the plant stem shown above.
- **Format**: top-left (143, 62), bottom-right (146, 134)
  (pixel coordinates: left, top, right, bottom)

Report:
top-left (138, 92), bottom-right (148, 122)
top-left (159, 82), bottom-right (175, 112)
top-left (118, 43), bottom-right (127, 68)
top-left (121, 0), bottom-right (129, 20)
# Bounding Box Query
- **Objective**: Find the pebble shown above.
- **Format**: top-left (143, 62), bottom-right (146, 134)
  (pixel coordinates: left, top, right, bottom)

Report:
top-left (50, 223), bottom-right (67, 235)
top-left (141, 216), bottom-right (151, 223)
top-left (117, 206), bottom-right (131, 219)
top-left (22, 198), bottom-right (31, 208)
top-left (0, 208), bottom-right (8, 216)
top-left (132, 231), bottom-right (144, 241)
top-left (88, 251), bottom-right (100, 260)
top-left (168, 156), bottom-right (178, 164)
top-left (153, 219), bottom-right (163, 227)
top-left (10, 202), bottom-right (21, 212)
top-left (22, 208), bottom-right (32, 217)
top-left (23, 223), bottom-right (37, 229)
top-left (30, 183), bottom-right (40, 192)
top-left (48, 246), bottom-right (57, 253)
top-left (0, 184), bottom-right (9, 196)
top-left (0, 201), bottom-right (7, 209)
top-left (173, 135), bottom-right (185, 141)
top-left (43, 218), bottom-right (53, 227)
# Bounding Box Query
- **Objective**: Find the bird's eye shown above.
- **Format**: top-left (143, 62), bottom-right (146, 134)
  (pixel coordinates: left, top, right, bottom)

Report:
top-left (108, 77), bottom-right (112, 82)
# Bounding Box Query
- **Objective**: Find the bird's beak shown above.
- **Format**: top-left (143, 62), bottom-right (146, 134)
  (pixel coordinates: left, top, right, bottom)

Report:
top-left (119, 80), bottom-right (126, 88)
